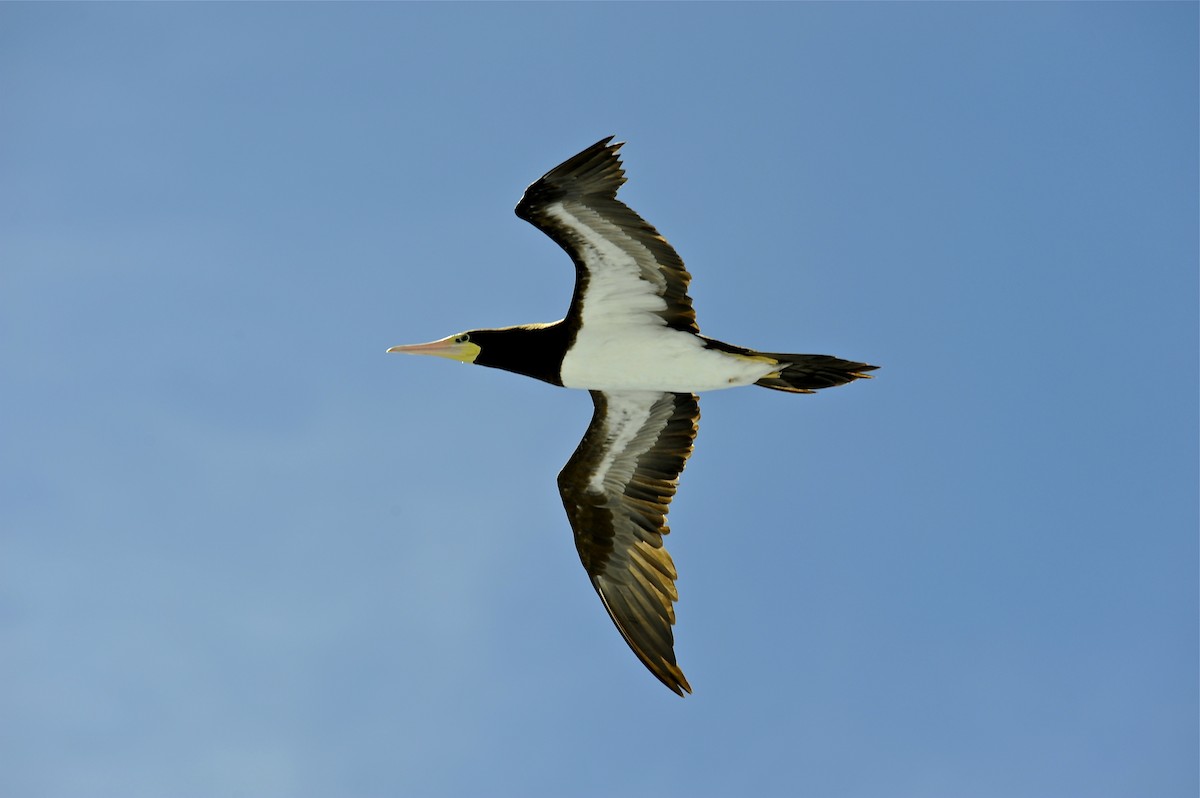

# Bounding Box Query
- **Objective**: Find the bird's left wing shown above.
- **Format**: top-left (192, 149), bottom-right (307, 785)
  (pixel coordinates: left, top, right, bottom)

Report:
top-left (557, 390), bottom-right (700, 695)
top-left (515, 137), bottom-right (698, 335)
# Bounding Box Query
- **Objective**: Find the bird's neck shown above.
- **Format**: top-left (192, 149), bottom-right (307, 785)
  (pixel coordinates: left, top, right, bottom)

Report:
top-left (473, 322), bottom-right (573, 386)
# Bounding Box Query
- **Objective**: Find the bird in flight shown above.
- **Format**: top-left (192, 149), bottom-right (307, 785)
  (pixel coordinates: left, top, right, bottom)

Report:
top-left (389, 137), bottom-right (876, 694)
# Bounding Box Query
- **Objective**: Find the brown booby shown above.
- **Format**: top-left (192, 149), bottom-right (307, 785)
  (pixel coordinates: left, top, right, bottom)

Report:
top-left (389, 137), bottom-right (876, 694)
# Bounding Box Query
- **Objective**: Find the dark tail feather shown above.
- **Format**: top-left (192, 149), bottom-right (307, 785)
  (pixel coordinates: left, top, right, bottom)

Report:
top-left (754, 354), bottom-right (878, 394)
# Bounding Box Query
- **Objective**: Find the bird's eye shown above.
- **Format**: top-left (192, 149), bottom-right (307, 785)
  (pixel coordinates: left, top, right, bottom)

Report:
top-left (455, 334), bottom-right (470, 344)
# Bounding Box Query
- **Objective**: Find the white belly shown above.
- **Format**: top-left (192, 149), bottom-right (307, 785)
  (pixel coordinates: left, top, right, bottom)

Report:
top-left (559, 327), bottom-right (777, 392)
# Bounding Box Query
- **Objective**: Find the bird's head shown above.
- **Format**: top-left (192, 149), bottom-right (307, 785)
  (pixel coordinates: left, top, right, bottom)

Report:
top-left (387, 323), bottom-right (566, 385)
top-left (386, 331), bottom-right (481, 364)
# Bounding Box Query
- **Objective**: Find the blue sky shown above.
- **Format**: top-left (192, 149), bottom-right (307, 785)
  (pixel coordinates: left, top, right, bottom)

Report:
top-left (2, 3), bottom-right (1196, 797)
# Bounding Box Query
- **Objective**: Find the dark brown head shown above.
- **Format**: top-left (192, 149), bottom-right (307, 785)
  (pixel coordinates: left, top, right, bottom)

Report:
top-left (387, 323), bottom-right (570, 386)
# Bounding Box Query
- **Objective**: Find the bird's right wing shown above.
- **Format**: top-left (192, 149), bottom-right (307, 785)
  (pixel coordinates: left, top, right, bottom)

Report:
top-left (557, 389), bottom-right (700, 695)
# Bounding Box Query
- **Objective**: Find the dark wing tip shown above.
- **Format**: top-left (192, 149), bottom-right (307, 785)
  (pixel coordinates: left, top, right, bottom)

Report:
top-left (655, 667), bottom-right (693, 696)
top-left (651, 654), bottom-right (693, 696)
top-left (593, 578), bottom-right (693, 696)
top-left (672, 672), bottom-right (693, 695)
top-left (516, 136), bottom-right (627, 220)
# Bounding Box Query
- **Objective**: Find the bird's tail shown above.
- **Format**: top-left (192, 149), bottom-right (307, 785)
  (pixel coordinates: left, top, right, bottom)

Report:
top-left (752, 353), bottom-right (878, 394)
